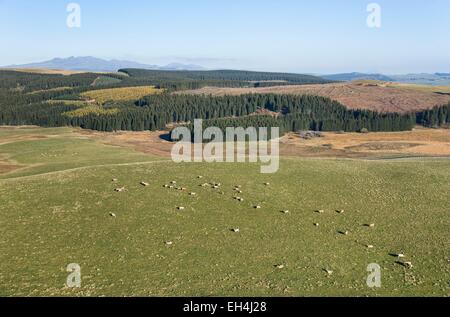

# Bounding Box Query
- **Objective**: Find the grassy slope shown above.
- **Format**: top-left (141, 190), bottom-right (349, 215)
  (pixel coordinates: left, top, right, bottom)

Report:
top-left (0, 128), bottom-right (449, 296)
top-left (0, 127), bottom-right (159, 179)
top-left (384, 82), bottom-right (450, 94)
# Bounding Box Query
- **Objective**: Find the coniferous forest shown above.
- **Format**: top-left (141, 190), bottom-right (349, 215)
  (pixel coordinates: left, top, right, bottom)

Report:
top-left (0, 69), bottom-right (448, 137)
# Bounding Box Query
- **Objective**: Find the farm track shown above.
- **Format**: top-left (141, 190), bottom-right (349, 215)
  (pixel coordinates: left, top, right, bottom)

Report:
top-left (0, 160), bottom-right (172, 182)
top-left (2, 156), bottom-right (449, 182)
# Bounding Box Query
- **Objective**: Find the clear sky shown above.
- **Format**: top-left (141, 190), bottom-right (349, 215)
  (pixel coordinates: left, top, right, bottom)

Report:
top-left (1, 0), bottom-right (449, 74)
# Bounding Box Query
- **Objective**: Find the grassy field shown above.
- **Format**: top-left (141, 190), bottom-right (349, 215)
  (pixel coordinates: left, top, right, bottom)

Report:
top-left (382, 82), bottom-right (450, 94)
top-left (80, 86), bottom-right (161, 104)
top-left (91, 76), bottom-right (123, 87)
top-left (0, 127), bottom-right (157, 179)
top-left (27, 86), bottom-right (75, 95)
top-left (0, 127), bottom-right (449, 296)
top-left (45, 100), bottom-right (89, 107)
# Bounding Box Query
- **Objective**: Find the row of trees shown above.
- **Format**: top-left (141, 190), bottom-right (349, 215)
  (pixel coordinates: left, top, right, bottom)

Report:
top-left (183, 116), bottom-right (283, 141)
top-left (120, 69), bottom-right (331, 84)
top-left (139, 94), bottom-right (417, 134)
top-left (119, 69), bottom-right (332, 91)
top-left (417, 103), bottom-right (450, 127)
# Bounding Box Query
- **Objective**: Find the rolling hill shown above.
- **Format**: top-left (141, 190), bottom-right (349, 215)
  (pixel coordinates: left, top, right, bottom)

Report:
top-left (322, 72), bottom-right (450, 86)
top-left (321, 72), bottom-right (394, 82)
top-left (0, 126), bottom-right (449, 296)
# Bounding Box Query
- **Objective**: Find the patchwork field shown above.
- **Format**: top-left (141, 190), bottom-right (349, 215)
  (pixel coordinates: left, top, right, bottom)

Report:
top-left (178, 82), bottom-right (450, 113)
top-left (0, 127), bottom-right (449, 296)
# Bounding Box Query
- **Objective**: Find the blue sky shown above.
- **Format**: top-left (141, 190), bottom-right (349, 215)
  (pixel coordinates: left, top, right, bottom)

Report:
top-left (0, 0), bottom-right (449, 74)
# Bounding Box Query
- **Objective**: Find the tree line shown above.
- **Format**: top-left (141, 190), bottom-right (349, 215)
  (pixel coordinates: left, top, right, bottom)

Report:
top-left (416, 103), bottom-right (450, 127)
top-left (118, 69), bottom-right (333, 91)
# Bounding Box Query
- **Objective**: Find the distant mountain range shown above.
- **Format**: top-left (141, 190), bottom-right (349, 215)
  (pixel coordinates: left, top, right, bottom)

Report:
top-left (321, 72), bottom-right (393, 82)
top-left (3, 56), bottom-right (206, 72)
top-left (321, 72), bottom-right (450, 86)
top-left (3, 57), bottom-right (450, 86)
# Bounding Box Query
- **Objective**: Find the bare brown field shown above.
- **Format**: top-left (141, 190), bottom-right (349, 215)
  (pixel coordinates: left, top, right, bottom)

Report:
top-left (0, 160), bottom-right (23, 174)
top-left (280, 127), bottom-right (450, 158)
top-left (79, 126), bottom-right (450, 159)
top-left (78, 129), bottom-right (174, 157)
top-left (0, 163), bottom-right (20, 174)
top-left (3, 126), bottom-right (448, 161)
top-left (178, 82), bottom-right (450, 113)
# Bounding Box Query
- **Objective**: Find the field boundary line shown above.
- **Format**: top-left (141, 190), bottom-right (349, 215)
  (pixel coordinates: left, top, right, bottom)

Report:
top-left (0, 160), bottom-right (172, 182)
top-left (2, 156), bottom-right (450, 182)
